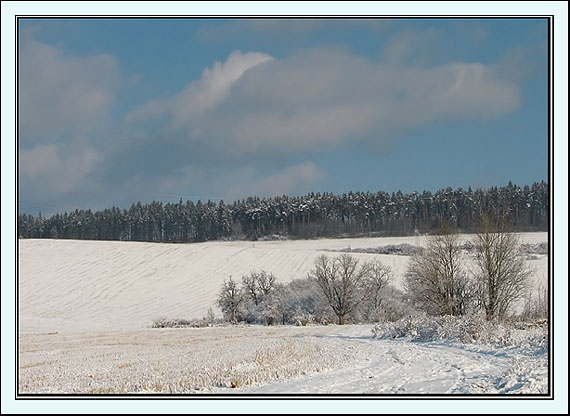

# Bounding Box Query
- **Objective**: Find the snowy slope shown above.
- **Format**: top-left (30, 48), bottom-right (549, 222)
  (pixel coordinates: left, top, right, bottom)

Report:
top-left (18, 233), bottom-right (548, 333)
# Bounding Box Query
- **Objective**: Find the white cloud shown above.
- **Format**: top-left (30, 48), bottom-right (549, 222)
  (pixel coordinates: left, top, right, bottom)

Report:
top-left (125, 50), bottom-right (274, 127)
top-left (225, 162), bottom-right (327, 201)
top-left (99, 160), bottom-right (326, 207)
top-left (19, 32), bottom-right (120, 142)
top-left (19, 142), bottom-right (102, 195)
top-left (18, 144), bottom-right (59, 178)
top-left (18, 32), bottom-right (121, 203)
top-left (251, 161), bottom-right (326, 196)
top-left (125, 47), bottom-right (521, 160)
top-left (16, 24), bottom-right (541, 214)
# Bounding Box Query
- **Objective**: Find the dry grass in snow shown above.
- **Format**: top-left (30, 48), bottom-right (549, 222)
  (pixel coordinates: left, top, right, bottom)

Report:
top-left (18, 325), bottom-right (372, 394)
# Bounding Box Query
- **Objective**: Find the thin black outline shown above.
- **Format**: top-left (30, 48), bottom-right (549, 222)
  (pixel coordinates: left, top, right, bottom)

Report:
top-left (14, 15), bottom-right (554, 401)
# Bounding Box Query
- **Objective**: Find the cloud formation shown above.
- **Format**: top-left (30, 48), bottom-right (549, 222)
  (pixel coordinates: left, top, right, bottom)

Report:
top-left (125, 50), bottom-right (274, 128)
top-left (18, 23), bottom-right (539, 215)
top-left (19, 31), bottom-right (120, 143)
top-left (19, 141), bottom-right (102, 199)
top-left (18, 32), bottom-right (120, 211)
top-left (126, 47), bottom-right (521, 160)
top-left (225, 162), bottom-right (327, 201)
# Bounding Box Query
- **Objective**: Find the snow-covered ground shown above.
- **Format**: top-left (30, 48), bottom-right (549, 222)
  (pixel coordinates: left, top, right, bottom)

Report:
top-left (18, 233), bottom-right (547, 334)
top-left (18, 323), bottom-right (548, 395)
top-left (216, 324), bottom-right (549, 395)
top-left (17, 234), bottom-right (549, 395)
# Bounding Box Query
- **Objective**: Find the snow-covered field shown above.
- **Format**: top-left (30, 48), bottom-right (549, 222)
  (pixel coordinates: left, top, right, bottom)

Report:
top-left (17, 233), bottom-right (549, 395)
top-left (18, 323), bottom-right (548, 395)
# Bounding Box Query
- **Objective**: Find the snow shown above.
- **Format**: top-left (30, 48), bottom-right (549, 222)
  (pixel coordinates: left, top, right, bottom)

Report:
top-left (18, 324), bottom-right (548, 395)
top-left (217, 328), bottom-right (548, 395)
top-left (18, 233), bottom-right (547, 334)
top-left (17, 233), bottom-right (549, 395)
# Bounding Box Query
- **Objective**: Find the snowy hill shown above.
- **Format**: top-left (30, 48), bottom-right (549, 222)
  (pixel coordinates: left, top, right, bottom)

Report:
top-left (18, 233), bottom-right (547, 333)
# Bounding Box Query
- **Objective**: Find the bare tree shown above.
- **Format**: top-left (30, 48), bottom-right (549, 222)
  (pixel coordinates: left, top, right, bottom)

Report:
top-left (267, 283), bottom-right (291, 325)
top-left (217, 276), bottom-right (243, 323)
top-left (310, 254), bottom-right (389, 325)
top-left (404, 224), bottom-right (473, 316)
top-left (256, 271), bottom-right (277, 297)
top-left (522, 283), bottom-right (549, 321)
top-left (241, 270), bottom-right (276, 306)
top-left (241, 272), bottom-right (260, 306)
top-left (367, 261), bottom-right (393, 310)
top-left (241, 270), bottom-right (278, 324)
top-left (473, 216), bottom-right (533, 321)
top-left (357, 261), bottom-right (393, 322)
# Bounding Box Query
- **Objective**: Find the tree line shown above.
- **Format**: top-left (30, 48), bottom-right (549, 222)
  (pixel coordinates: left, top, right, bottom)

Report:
top-left (18, 181), bottom-right (548, 242)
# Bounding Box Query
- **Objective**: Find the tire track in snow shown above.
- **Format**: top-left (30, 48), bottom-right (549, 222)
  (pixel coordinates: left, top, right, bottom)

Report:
top-left (231, 336), bottom-right (514, 395)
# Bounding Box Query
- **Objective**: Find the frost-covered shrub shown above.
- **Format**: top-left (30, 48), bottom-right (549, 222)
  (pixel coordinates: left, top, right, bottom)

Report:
top-left (293, 307), bottom-right (315, 326)
top-left (282, 278), bottom-right (336, 325)
top-left (509, 320), bottom-right (549, 355)
top-left (438, 315), bottom-right (513, 344)
top-left (357, 287), bottom-right (413, 323)
top-left (240, 299), bottom-right (263, 324)
top-left (239, 271), bottom-right (281, 325)
top-left (217, 277), bottom-right (244, 323)
top-left (151, 317), bottom-right (199, 328)
top-left (461, 241), bottom-right (475, 252)
top-left (241, 297), bottom-right (280, 325)
top-left (371, 313), bottom-right (541, 346)
top-left (519, 284), bottom-right (549, 320)
top-left (214, 267), bottom-right (398, 326)
top-left (519, 242), bottom-right (548, 256)
top-left (215, 274), bottom-right (337, 325)
top-left (204, 308), bottom-right (217, 323)
top-left (151, 309), bottom-right (224, 329)
top-left (336, 244), bottom-right (423, 256)
top-left (258, 234), bottom-right (288, 241)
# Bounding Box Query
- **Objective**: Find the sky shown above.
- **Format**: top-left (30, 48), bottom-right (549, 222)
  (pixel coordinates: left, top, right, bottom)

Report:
top-left (17, 17), bottom-right (549, 216)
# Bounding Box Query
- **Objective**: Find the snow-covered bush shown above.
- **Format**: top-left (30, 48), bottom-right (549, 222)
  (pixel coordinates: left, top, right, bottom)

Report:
top-left (204, 307), bottom-right (217, 323)
top-left (284, 278), bottom-right (336, 325)
top-left (292, 307), bottom-right (315, 326)
top-left (211, 265), bottom-right (401, 326)
top-left (335, 243), bottom-right (423, 256)
top-left (240, 271), bottom-right (280, 324)
top-left (371, 313), bottom-right (547, 347)
top-left (151, 317), bottom-right (210, 328)
top-left (508, 320), bottom-right (549, 355)
top-left (217, 276), bottom-right (245, 323)
top-left (151, 317), bottom-right (194, 328)
top-left (519, 242), bottom-right (548, 256)
top-left (357, 286), bottom-right (413, 323)
top-left (151, 308), bottom-right (226, 328)
top-left (215, 273), bottom-right (336, 326)
top-left (519, 284), bottom-right (549, 320)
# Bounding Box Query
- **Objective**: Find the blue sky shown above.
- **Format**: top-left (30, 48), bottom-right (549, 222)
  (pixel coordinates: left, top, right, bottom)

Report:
top-left (18, 18), bottom-right (549, 215)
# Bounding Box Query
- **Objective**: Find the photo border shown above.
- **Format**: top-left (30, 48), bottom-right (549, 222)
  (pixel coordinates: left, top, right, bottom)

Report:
top-left (3, 2), bottom-right (567, 414)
